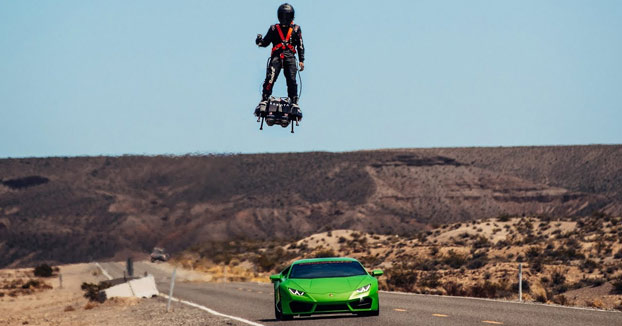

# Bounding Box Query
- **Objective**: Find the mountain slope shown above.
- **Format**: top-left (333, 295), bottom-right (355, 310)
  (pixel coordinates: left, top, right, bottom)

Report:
top-left (0, 145), bottom-right (620, 267)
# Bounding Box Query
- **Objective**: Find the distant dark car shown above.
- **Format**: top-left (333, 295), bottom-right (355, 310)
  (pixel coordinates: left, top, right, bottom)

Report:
top-left (150, 247), bottom-right (170, 262)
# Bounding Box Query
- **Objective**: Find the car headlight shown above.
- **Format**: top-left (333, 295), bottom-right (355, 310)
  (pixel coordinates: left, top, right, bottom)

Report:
top-left (355, 284), bottom-right (371, 293)
top-left (288, 288), bottom-right (305, 296)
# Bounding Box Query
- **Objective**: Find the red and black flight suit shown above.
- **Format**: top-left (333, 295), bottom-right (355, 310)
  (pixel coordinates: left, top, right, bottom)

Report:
top-left (256, 23), bottom-right (304, 103)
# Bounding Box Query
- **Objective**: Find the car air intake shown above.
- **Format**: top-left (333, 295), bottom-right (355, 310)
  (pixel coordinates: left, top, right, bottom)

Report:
top-left (349, 297), bottom-right (373, 310)
top-left (289, 301), bottom-right (314, 313)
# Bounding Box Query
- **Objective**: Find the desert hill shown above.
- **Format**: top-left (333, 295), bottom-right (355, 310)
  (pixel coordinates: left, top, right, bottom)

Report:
top-left (0, 145), bottom-right (621, 267)
top-left (174, 214), bottom-right (622, 309)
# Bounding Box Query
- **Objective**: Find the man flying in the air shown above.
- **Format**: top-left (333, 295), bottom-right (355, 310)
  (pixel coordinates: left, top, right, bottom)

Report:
top-left (256, 3), bottom-right (305, 109)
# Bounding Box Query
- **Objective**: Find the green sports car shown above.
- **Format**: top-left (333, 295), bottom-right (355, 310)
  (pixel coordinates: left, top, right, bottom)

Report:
top-left (270, 257), bottom-right (383, 320)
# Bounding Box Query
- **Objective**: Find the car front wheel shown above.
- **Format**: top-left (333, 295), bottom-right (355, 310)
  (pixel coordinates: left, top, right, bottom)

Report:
top-left (275, 299), bottom-right (293, 321)
top-left (357, 303), bottom-right (380, 317)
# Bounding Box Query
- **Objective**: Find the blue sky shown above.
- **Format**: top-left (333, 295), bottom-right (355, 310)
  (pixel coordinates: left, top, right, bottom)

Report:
top-left (1, 0), bottom-right (621, 157)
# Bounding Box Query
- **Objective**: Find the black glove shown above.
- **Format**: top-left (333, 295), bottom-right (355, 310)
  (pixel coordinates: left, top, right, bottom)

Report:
top-left (255, 34), bottom-right (263, 45)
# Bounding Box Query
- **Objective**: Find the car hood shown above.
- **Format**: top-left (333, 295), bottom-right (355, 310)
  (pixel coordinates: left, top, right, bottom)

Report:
top-left (288, 275), bottom-right (370, 293)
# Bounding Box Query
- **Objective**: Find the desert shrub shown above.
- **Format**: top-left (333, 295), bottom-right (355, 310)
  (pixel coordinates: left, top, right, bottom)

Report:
top-left (256, 253), bottom-right (278, 272)
top-left (581, 259), bottom-right (599, 272)
top-left (467, 251), bottom-right (488, 270)
top-left (468, 281), bottom-right (501, 298)
top-left (313, 248), bottom-right (336, 258)
top-left (526, 247), bottom-right (540, 259)
top-left (550, 245), bottom-right (584, 262)
top-left (612, 278), bottom-right (622, 295)
top-left (473, 235), bottom-right (490, 248)
top-left (33, 264), bottom-right (53, 277)
top-left (552, 294), bottom-right (569, 305)
top-left (418, 272), bottom-right (440, 288)
top-left (512, 279), bottom-right (530, 293)
top-left (535, 292), bottom-right (548, 303)
top-left (614, 249), bottom-right (622, 259)
top-left (497, 215), bottom-right (511, 222)
top-left (583, 278), bottom-right (606, 287)
top-left (549, 270), bottom-right (569, 294)
top-left (21, 279), bottom-right (40, 289)
top-left (412, 259), bottom-right (438, 271)
top-left (530, 258), bottom-right (543, 273)
top-left (587, 299), bottom-right (605, 309)
top-left (429, 246), bottom-right (439, 257)
top-left (358, 255), bottom-right (383, 267)
top-left (338, 236), bottom-right (347, 243)
top-left (442, 281), bottom-right (466, 296)
top-left (551, 270), bottom-right (566, 286)
top-left (443, 250), bottom-right (467, 269)
top-left (81, 281), bottom-right (111, 302)
top-left (385, 263), bottom-right (418, 292)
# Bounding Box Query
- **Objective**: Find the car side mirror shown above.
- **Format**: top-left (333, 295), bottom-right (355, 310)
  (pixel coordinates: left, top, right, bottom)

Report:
top-left (371, 269), bottom-right (383, 277)
top-left (270, 274), bottom-right (282, 283)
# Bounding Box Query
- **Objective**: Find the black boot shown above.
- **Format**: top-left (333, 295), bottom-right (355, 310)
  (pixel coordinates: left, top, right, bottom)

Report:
top-left (255, 94), bottom-right (270, 117)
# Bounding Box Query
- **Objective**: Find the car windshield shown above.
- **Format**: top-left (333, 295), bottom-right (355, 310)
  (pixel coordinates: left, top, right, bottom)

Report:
top-left (289, 261), bottom-right (367, 279)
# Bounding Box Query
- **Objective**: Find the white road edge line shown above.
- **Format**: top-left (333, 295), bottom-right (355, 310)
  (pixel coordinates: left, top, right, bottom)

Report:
top-left (160, 293), bottom-right (265, 326)
top-left (95, 262), bottom-right (264, 326)
top-left (95, 262), bottom-right (113, 280)
top-left (379, 290), bottom-right (620, 313)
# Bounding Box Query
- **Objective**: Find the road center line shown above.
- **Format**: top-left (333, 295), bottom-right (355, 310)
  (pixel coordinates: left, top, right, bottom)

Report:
top-left (482, 321), bottom-right (503, 325)
top-left (393, 308), bottom-right (407, 312)
top-left (432, 313), bottom-right (449, 317)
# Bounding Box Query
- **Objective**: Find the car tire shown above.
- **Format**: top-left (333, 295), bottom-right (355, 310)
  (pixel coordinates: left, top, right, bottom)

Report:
top-left (275, 300), bottom-right (293, 321)
top-left (357, 305), bottom-right (379, 317)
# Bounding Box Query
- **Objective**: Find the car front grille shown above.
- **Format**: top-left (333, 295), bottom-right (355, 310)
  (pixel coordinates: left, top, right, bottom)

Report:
top-left (314, 304), bottom-right (350, 312)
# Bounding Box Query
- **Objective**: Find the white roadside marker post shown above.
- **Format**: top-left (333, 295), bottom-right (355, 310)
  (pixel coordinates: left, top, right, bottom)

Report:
top-left (59, 273), bottom-right (63, 289)
top-left (167, 268), bottom-right (177, 312)
top-left (518, 263), bottom-right (523, 303)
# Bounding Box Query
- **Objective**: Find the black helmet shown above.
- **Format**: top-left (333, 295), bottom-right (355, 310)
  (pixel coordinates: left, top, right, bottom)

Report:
top-left (278, 3), bottom-right (295, 25)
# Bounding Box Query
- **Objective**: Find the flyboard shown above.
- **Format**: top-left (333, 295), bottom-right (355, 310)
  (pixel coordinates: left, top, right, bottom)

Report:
top-left (254, 97), bottom-right (303, 134)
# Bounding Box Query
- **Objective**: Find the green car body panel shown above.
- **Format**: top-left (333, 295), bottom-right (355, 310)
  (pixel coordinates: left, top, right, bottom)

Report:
top-left (270, 257), bottom-right (382, 319)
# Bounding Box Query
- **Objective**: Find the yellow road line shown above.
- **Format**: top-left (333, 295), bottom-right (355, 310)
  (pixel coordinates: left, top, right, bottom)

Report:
top-left (482, 321), bottom-right (503, 325)
top-left (432, 313), bottom-right (449, 317)
top-left (393, 308), bottom-right (407, 312)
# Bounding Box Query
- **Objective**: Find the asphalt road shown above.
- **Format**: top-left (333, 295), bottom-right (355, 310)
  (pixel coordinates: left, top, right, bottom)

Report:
top-left (99, 262), bottom-right (622, 326)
